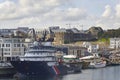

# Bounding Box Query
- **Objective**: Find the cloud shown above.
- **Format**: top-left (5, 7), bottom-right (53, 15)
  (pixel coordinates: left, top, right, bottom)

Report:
top-left (95, 4), bottom-right (120, 30)
top-left (102, 5), bottom-right (112, 18)
top-left (0, 0), bottom-right (63, 20)
top-left (0, 0), bottom-right (17, 20)
top-left (63, 8), bottom-right (87, 21)
top-left (0, 0), bottom-right (119, 30)
top-left (43, 8), bottom-right (87, 22)
top-left (115, 4), bottom-right (120, 18)
top-left (0, 0), bottom-right (87, 23)
top-left (18, 0), bottom-right (62, 14)
top-left (18, 17), bottom-right (41, 25)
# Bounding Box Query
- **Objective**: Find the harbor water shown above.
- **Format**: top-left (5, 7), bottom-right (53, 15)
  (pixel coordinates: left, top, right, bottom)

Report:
top-left (1, 65), bottom-right (120, 80)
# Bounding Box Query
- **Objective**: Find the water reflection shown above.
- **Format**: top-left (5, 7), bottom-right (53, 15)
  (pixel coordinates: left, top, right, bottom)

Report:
top-left (15, 75), bottom-right (63, 80)
top-left (91, 66), bottom-right (120, 80)
top-left (1, 66), bottom-right (120, 80)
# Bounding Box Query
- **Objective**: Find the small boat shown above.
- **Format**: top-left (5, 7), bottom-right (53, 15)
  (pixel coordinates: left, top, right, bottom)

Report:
top-left (79, 55), bottom-right (95, 69)
top-left (80, 53), bottom-right (106, 69)
top-left (89, 60), bottom-right (106, 68)
top-left (0, 61), bottom-right (16, 77)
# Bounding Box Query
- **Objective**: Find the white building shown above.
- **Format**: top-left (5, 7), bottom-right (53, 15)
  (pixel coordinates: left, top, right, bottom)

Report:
top-left (87, 45), bottom-right (99, 53)
top-left (109, 38), bottom-right (120, 49)
top-left (82, 42), bottom-right (99, 53)
top-left (0, 37), bottom-right (30, 61)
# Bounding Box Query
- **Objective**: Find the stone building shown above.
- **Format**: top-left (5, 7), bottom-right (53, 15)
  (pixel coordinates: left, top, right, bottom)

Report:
top-left (49, 26), bottom-right (95, 45)
top-left (53, 30), bottom-right (73, 45)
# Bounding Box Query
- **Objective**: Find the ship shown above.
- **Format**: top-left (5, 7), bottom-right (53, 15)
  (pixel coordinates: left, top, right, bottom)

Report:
top-left (10, 41), bottom-right (82, 76)
top-left (0, 61), bottom-right (16, 77)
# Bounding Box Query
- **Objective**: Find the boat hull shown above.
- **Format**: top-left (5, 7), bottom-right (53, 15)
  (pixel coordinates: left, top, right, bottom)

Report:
top-left (89, 62), bottom-right (106, 69)
top-left (0, 67), bottom-right (16, 77)
top-left (11, 61), bottom-right (82, 76)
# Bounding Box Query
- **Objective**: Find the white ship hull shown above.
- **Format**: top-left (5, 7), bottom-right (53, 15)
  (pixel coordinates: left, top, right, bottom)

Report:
top-left (89, 61), bottom-right (106, 68)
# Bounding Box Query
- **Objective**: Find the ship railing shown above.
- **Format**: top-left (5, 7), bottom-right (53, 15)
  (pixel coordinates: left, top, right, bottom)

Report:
top-left (24, 55), bottom-right (55, 57)
top-left (20, 57), bottom-right (55, 61)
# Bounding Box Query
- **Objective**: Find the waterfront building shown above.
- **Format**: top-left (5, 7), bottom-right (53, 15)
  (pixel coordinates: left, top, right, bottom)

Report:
top-left (87, 45), bottom-right (99, 53)
top-left (82, 42), bottom-right (99, 53)
top-left (57, 44), bottom-right (88, 57)
top-left (109, 38), bottom-right (120, 49)
top-left (0, 37), bottom-right (26, 61)
top-left (67, 45), bottom-right (88, 57)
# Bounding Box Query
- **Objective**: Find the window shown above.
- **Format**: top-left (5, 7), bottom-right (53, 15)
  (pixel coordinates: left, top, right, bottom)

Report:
top-left (17, 44), bottom-right (20, 47)
top-left (2, 44), bottom-right (4, 47)
top-left (6, 44), bottom-right (10, 47)
top-left (4, 53), bottom-right (10, 55)
top-left (22, 44), bottom-right (24, 47)
top-left (13, 48), bottom-right (17, 51)
top-left (14, 44), bottom-right (17, 47)
top-left (4, 48), bottom-right (10, 51)
top-left (6, 40), bottom-right (12, 42)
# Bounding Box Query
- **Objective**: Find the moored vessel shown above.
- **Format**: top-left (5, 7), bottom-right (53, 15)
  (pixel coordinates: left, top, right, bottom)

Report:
top-left (80, 53), bottom-right (106, 69)
top-left (10, 41), bottom-right (82, 76)
top-left (88, 60), bottom-right (106, 68)
top-left (0, 61), bottom-right (16, 77)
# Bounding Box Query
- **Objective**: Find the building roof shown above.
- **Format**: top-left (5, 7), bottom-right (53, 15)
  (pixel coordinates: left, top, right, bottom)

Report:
top-left (50, 27), bottom-right (81, 33)
top-left (67, 28), bottom-right (80, 33)
top-left (51, 28), bottom-right (67, 33)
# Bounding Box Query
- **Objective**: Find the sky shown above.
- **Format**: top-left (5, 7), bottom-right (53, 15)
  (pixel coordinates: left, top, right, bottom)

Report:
top-left (0, 0), bottom-right (120, 30)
